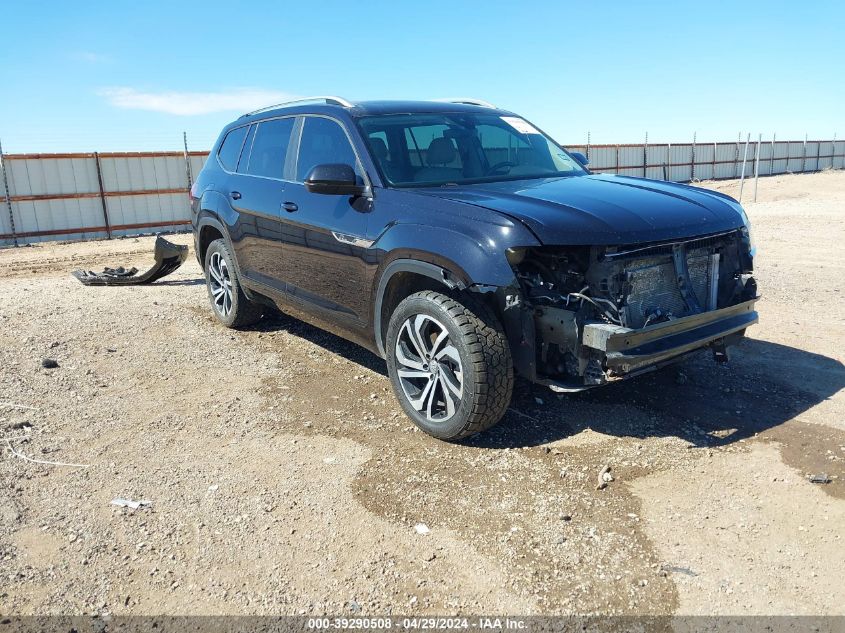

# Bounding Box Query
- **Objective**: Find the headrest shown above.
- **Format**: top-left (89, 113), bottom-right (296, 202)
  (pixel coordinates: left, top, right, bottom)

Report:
top-left (370, 137), bottom-right (389, 160)
top-left (426, 137), bottom-right (456, 165)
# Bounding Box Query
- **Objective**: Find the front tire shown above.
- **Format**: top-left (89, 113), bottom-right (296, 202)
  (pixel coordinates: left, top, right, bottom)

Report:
top-left (386, 291), bottom-right (513, 441)
top-left (204, 239), bottom-right (262, 328)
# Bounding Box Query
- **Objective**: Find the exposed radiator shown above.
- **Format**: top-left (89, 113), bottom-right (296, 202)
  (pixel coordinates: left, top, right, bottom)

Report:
top-left (622, 247), bottom-right (719, 328)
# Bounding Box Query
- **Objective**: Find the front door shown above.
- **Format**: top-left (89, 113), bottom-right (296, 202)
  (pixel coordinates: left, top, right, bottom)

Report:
top-left (278, 115), bottom-right (370, 324)
top-left (228, 117), bottom-right (296, 294)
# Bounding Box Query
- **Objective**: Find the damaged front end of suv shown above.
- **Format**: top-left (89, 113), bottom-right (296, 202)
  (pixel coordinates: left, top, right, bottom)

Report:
top-left (503, 227), bottom-right (758, 391)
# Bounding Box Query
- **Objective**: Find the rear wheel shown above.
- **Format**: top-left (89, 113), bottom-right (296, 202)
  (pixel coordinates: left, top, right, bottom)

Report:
top-left (386, 291), bottom-right (513, 441)
top-left (204, 239), bottom-right (262, 328)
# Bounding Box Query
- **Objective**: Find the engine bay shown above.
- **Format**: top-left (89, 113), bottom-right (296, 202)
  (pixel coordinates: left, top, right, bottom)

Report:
top-left (508, 229), bottom-right (757, 385)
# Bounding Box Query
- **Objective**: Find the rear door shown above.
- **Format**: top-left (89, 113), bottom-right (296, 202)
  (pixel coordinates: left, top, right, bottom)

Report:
top-left (277, 115), bottom-right (371, 324)
top-left (226, 116), bottom-right (296, 293)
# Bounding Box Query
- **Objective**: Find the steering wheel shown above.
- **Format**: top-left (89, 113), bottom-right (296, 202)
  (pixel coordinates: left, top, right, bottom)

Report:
top-left (486, 161), bottom-right (516, 175)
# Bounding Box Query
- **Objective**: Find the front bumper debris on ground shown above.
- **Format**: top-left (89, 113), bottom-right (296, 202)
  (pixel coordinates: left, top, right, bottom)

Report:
top-left (71, 236), bottom-right (188, 286)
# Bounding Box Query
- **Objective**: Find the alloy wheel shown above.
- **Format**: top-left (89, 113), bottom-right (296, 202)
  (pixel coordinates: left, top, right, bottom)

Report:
top-left (208, 251), bottom-right (233, 316)
top-left (394, 314), bottom-right (464, 422)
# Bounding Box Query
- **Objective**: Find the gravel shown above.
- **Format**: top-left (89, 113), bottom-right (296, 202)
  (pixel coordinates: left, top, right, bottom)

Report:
top-left (0, 171), bottom-right (843, 617)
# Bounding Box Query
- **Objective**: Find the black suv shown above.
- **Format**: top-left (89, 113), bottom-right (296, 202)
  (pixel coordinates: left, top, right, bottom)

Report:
top-left (191, 97), bottom-right (758, 441)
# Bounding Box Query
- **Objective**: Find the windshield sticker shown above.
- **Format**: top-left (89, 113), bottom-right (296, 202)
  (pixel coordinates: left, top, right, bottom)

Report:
top-left (501, 116), bottom-right (540, 135)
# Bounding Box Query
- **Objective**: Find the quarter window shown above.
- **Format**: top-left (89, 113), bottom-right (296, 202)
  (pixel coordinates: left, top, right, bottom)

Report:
top-left (245, 117), bottom-right (295, 179)
top-left (296, 117), bottom-right (361, 182)
top-left (217, 126), bottom-right (248, 172)
top-left (236, 125), bottom-right (256, 173)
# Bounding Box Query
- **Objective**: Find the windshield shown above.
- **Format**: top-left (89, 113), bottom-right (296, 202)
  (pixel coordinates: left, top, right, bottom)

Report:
top-left (356, 112), bottom-right (586, 187)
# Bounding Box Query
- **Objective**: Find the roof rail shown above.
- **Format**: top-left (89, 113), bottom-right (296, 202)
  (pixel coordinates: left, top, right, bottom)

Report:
top-left (242, 95), bottom-right (354, 117)
top-left (432, 97), bottom-right (498, 109)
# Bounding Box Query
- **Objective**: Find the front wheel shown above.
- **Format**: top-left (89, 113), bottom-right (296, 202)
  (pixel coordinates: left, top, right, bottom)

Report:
top-left (385, 291), bottom-right (513, 441)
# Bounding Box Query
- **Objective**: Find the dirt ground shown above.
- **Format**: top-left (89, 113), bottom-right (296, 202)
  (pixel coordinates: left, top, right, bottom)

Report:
top-left (1, 171), bottom-right (843, 618)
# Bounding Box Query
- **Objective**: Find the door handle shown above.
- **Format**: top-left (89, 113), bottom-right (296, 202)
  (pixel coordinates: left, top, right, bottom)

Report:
top-left (230, 191), bottom-right (242, 200)
top-left (282, 202), bottom-right (298, 213)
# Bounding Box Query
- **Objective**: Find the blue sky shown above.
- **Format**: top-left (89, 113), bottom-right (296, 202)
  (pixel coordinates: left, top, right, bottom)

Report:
top-left (1, 0), bottom-right (842, 152)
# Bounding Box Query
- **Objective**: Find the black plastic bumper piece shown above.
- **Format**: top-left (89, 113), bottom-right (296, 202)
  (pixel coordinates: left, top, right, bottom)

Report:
top-left (538, 299), bottom-right (758, 392)
top-left (587, 299), bottom-right (759, 374)
top-left (72, 236), bottom-right (189, 286)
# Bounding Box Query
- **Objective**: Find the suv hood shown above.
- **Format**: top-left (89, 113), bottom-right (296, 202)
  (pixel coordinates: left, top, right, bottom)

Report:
top-left (415, 174), bottom-right (745, 245)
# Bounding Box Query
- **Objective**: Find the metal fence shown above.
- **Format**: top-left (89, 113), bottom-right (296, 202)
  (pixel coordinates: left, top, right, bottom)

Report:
top-left (0, 150), bottom-right (207, 246)
top-left (566, 138), bottom-right (844, 182)
top-left (2, 138), bottom-right (844, 246)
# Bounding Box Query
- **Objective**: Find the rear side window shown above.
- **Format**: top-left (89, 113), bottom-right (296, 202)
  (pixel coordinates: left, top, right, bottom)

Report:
top-left (296, 117), bottom-right (361, 182)
top-left (245, 117), bottom-right (295, 179)
top-left (217, 126), bottom-right (248, 171)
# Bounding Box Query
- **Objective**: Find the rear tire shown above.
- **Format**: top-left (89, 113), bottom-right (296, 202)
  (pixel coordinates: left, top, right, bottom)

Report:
top-left (204, 239), bottom-right (262, 328)
top-left (386, 290), bottom-right (513, 441)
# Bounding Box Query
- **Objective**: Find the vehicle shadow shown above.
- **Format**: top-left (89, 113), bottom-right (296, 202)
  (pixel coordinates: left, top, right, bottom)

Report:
top-left (469, 338), bottom-right (845, 449)
top-left (251, 311), bottom-right (845, 450)
top-left (254, 310), bottom-right (388, 376)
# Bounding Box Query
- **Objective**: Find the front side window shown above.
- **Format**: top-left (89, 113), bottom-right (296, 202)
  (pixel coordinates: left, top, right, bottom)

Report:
top-left (357, 112), bottom-right (586, 187)
top-left (296, 117), bottom-right (362, 182)
top-left (244, 117), bottom-right (295, 179)
top-left (217, 125), bottom-right (248, 172)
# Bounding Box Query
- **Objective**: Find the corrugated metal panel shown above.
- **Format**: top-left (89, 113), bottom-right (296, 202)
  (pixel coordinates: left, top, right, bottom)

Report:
top-left (99, 155), bottom-right (187, 192)
top-left (0, 202), bottom-right (13, 245)
top-left (588, 146), bottom-right (616, 169)
top-left (618, 146), bottom-right (644, 171)
top-left (772, 142), bottom-right (789, 159)
top-left (782, 141), bottom-right (801, 172)
top-left (646, 144), bottom-right (669, 170)
top-left (834, 141), bottom-right (845, 169)
top-left (9, 198), bottom-right (107, 243)
top-left (820, 141), bottom-right (836, 169)
top-left (106, 192), bottom-right (190, 234)
top-left (715, 143), bottom-right (740, 180)
top-left (6, 157), bottom-right (99, 197)
top-left (694, 143), bottom-right (715, 163)
top-left (804, 142), bottom-right (820, 171)
top-left (767, 141), bottom-right (786, 174)
top-left (668, 144), bottom-right (693, 181)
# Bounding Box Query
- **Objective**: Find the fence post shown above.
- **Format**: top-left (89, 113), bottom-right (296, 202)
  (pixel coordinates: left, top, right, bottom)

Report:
top-left (0, 138), bottom-right (17, 247)
top-left (712, 142), bottom-right (716, 180)
top-left (615, 143), bottom-right (619, 175)
top-left (831, 133), bottom-right (837, 170)
top-left (663, 143), bottom-right (670, 180)
top-left (738, 133), bottom-right (751, 202)
top-left (183, 131), bottom-right (194, 189)
top-left (735, 132), bottom-right (741, 178)
top-left (93, 152), bottom-right (112, 239)
top-left (753, 133), bottom-right (761, 202)
top-left (770, 133), bottom-right (776, 175)
top-left (691, 131), bottom-right (697, 181)
top-left (816, 138), bottom-right (821, 170)
top-left (801, 133), bottom-right (807, 173)
top-left (643, 132), bottom-right (648, 178)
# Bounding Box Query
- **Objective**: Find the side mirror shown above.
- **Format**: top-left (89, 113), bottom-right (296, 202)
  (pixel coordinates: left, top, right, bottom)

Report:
top-left (571, 152), bottom-right (589, 166)
top-left (304, 163), bottom-right (365, 196)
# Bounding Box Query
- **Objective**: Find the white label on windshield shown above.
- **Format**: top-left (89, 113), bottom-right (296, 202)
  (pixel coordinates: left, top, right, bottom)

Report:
top-left (501, 116), bottom-right (540, 135)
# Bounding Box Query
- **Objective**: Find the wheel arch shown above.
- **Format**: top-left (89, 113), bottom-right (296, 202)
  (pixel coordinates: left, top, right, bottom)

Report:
top-left (195, 212), bottom-right (255, 300)
top-left (197, 218), bottom-right (226, 269)
top-left (373, 258), bottom-right (501, 358)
